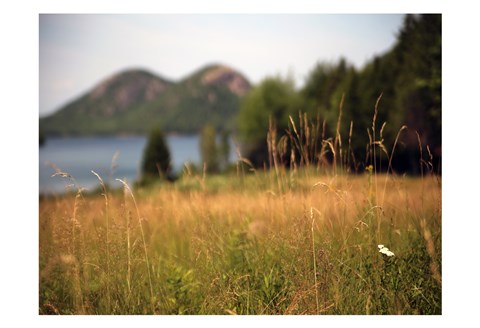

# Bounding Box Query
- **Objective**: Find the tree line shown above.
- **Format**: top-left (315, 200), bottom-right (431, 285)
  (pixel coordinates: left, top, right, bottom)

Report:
top-left (239, 14), bottom-right (441, 174)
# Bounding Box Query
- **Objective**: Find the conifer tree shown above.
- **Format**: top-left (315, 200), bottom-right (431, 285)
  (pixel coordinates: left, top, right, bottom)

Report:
top-left (141, 126), bottom-right (171, 182)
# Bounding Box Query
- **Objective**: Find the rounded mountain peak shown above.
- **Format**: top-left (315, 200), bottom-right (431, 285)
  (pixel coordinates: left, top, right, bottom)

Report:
top-left (200, 64), bottom-right (251, 97)
top-left (88, 69), bottom-right (173, 115)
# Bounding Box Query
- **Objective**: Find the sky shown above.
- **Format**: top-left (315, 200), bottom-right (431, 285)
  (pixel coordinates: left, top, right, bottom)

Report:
top-left (39, 14), bottom-right (405, 117)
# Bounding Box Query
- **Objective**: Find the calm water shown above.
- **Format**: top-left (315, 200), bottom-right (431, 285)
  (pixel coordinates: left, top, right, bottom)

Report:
top-left (39, 135), bottom-right (225, 194)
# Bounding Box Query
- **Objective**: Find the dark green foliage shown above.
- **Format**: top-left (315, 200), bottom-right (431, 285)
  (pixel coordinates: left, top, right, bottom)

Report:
top-left (141, 126), bottom-right (171, 182)
top-left (391, 14), bottom-right (442, 171)
top-left (238, 76), bottom-right (302, 166)
top-left (301, 57), bottom-right (351, 116)
top-left (323, 14), bottom-right (441, 173)
top-left (238, 14), bottom-right (441, 174)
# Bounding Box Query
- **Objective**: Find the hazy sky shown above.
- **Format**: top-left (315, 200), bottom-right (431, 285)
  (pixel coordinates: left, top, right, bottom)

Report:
top-left (39, 14), bottom-right (405, 117)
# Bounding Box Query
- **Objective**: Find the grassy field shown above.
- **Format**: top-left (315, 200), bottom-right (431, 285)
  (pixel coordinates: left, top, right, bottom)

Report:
top-left (39, 108), bottom-right (442, 315)
top-left (39, 167), bottom-right (441, 315)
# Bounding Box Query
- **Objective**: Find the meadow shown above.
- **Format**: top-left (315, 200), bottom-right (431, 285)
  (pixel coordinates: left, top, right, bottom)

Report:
top-left (39, 163), bottom-right (441, 315)
top-left (39, 106), bottom-right (442, 315)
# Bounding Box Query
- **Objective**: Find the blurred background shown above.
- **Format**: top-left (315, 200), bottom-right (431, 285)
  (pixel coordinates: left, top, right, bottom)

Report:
top-left (39, 14), bottom-right (441, 193)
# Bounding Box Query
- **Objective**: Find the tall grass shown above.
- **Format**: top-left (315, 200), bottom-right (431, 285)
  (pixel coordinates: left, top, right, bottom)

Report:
top-left (39, 98), bottom-right (441, 315)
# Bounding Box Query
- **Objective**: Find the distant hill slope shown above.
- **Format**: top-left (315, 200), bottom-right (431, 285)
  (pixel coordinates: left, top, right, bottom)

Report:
top-left (40, 64), bottom-right (251, 136)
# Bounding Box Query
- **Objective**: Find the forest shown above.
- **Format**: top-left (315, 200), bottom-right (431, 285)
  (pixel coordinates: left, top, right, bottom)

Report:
top-left (237, 14), bottom-right (441, 174)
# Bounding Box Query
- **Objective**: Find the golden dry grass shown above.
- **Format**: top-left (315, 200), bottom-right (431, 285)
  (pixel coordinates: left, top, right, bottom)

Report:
top-left (39, 171), bottom-right (441, 314)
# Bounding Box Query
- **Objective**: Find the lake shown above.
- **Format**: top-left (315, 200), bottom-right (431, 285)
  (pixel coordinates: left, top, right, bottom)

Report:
top-left (39, 135), bottom-right (234, 194)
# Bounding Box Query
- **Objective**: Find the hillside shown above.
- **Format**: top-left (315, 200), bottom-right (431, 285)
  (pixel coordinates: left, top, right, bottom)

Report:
top-left (40, 64), bottom-right (251, 136)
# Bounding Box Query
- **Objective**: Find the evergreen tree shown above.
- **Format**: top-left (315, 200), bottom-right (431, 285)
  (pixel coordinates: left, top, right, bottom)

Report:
top-left (141, 126), bottom-right (171, 182)
top-left (301, 58), bottom-right (350, 117)
top-left (393, 14), bottom-right (442, 156)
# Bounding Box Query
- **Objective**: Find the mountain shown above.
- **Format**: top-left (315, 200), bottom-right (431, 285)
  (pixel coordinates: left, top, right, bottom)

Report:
top-left (40, 64), bottom-right (251, 136)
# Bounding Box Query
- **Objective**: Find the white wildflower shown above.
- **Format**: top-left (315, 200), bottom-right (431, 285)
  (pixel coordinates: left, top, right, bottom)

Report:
top-left (378, 244), bottom-right (395, 257)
